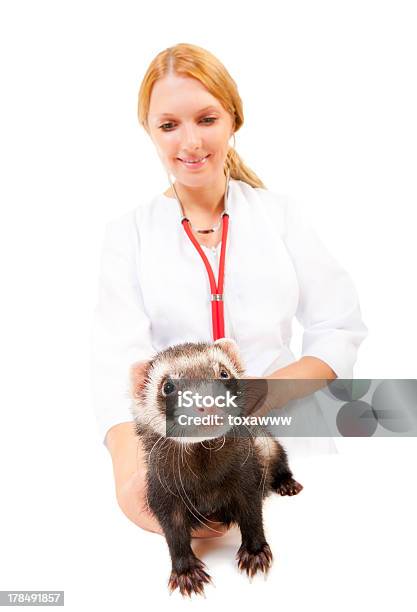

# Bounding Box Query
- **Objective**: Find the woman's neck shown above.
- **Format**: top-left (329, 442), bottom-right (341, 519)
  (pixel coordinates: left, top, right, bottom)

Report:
top-left (164, 175), bottom-right (228, 219)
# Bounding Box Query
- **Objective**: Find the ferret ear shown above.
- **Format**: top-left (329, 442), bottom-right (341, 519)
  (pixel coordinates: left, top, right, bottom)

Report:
top-left (129, 360), bottom-right (151, 399)
top-left (214, 337), bottom-right (239, 350)
top-left (214, 337), bottom-right (245, 374)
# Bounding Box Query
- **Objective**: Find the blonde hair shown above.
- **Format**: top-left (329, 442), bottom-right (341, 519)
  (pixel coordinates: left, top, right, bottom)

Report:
top-left (137, 43), bottom-right (266, 189)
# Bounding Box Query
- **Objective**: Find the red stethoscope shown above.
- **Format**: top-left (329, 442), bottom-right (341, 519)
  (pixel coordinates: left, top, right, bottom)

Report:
top-left (172, 172), bottom-right (230, 342)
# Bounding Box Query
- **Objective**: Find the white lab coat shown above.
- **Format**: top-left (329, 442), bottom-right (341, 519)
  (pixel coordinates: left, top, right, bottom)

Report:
top-left (90, 178), bottom-right (368, 448)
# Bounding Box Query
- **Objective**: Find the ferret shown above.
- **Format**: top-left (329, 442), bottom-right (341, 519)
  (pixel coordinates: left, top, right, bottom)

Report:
top-left (130, 338), bottom-right (303, 597)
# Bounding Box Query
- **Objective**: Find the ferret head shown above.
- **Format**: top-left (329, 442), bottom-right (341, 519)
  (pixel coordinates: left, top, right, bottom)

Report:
top-left (130, 338), bottom-right (245, 440)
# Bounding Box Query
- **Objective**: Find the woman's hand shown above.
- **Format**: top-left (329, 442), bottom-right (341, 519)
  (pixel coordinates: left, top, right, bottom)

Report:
top-left (105, 422), bottom-right (229, 538)
top-left (240, 357), bottom-right (337, 416)
top-left (240, 375), bottom-right (292, 415)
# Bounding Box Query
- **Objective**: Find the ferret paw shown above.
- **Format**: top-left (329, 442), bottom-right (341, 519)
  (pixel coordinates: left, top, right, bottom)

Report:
top-left (275, 476), bottom-right (303, 496)
top-left (168, 559), bottom-right (212, 597)
top-left (236, 542), bottom-right (273, 578)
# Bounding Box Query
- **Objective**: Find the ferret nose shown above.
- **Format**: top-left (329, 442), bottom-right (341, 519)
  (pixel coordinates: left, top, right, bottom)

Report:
top-left (195, 406), bottom-right (210, 414)
top-left (194, 405), bottom-right (224, 417)
top-left (190, 382), bottom-right (228, 417)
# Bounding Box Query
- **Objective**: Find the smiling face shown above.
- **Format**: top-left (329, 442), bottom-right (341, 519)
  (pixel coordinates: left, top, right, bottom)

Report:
top-left (147, 75), bottom-right (234, 188)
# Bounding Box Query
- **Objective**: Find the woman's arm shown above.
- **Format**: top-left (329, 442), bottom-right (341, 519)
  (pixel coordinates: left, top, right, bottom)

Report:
top-left (281, 197), bottom-right (368, 380)
top-left (267, 355), bottom-right (336, 381)
top-left (105, 422), bottom-right (228, 538)
top-left (105, 422), bottom-right (155, 531)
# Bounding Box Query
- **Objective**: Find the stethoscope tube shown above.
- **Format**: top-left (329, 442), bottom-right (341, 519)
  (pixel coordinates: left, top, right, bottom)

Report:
top-left (170, 171), bottom-right (231, 341)
top-left (181, 212), bottom-right (229, 340)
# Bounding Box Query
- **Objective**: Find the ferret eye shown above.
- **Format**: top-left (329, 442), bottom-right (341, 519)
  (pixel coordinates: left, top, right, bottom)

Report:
top-left (162, 381), bottom-right (175, 395)
top-left (219, 369), bottom-right (229, 379)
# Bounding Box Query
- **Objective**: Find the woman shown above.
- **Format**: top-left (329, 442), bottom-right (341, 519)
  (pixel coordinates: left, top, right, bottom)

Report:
top-left (91, 43), bottom-right (368, 538)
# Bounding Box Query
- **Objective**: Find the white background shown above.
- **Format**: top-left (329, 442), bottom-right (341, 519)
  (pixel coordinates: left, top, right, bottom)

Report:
top-left (0, 1), bottom-right (416, 610)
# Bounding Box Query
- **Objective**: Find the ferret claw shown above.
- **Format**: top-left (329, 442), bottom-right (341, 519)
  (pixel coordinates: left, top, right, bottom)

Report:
top-left (168, 560), bottom-right (212, 597)
top-left (236, 542), bottom-right (273, 578)
top-left (276, 477), bottom-right (304, 496)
